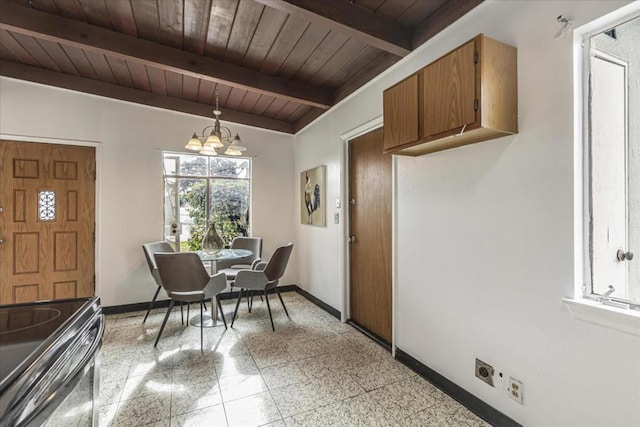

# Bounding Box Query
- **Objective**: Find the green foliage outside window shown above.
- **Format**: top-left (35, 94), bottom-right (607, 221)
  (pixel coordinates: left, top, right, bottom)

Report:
top-left (180, 180), bottom-right (249, 250)
top-left (167, 155), bottom-right (250, 252)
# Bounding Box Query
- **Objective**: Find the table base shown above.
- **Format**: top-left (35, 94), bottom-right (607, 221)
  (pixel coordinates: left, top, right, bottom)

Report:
top-left (189, 311), bottom-right (227, 328)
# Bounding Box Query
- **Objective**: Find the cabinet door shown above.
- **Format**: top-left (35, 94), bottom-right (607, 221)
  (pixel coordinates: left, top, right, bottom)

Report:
top-left (383, 74), bottom-right (419, 150)
top-left (422, 40), bottom-right (476, 138)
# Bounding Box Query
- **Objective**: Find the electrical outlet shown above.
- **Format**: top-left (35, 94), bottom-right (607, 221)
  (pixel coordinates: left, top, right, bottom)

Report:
top-left (508, 377), bottom-right (523, 404)
top-left (475, 359), bottom-right (494, 386)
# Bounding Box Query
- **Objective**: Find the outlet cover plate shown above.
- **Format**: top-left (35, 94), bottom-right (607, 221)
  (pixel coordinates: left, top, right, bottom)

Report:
top-left (475, 359), bottom-right (494, 386)
top-left (508, 377), bottom-right (523, 404)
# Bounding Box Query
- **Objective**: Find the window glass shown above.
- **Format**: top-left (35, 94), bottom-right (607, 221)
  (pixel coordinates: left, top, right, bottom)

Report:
top-left (163, 153), bottom-right (251, 251)
top-left (210, 157), bottom-right (251, 178)
top-left (163, 153), bottom-right (208, 177)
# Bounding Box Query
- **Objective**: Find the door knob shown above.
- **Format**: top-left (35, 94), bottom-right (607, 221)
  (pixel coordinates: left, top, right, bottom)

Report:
top-left (348, 236), bottom-right (356, 244)
top-left (0, 238), bottom-right (4, 244)
top-left (350, 199), bottom-right (356, 205)
top-left (617, 250), bottom-right (634, 261)
top-left (0, 207), bottom-right (4, 213)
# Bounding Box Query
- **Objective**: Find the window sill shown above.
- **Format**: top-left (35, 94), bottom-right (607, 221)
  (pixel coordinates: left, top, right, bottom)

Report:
top-left (563, 298), bottom-right (640, 337)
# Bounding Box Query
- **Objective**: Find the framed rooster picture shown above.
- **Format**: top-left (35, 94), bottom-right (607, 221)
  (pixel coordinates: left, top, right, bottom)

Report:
top-left (300, 165), bottom-right (326, 226)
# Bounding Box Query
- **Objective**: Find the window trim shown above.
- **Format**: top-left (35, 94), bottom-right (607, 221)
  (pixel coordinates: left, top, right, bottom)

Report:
top-left (569, 3), bottom-right (640, 332)
top-left (162, 151), bottom-right (252, 250)
top-left (563, 298), bottom-right (640, 337)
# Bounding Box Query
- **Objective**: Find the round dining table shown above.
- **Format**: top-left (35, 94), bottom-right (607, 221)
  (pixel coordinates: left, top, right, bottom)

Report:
top-left (190, 248), bottom-right (253, 327)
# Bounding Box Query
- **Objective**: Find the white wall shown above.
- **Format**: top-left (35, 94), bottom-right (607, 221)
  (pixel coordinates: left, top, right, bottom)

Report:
top-left (294, 1), bottom-right (640, 426)
top-left (0, 78), bottom-right (296, 306)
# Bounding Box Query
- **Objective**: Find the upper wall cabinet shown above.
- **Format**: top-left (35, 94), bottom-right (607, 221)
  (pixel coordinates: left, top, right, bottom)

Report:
top-left (383, 34), bottom-right (518, 156)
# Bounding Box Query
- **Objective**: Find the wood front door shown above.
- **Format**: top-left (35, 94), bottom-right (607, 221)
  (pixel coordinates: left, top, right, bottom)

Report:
top-left (349, 128), bottom-right (392, 343)
top-left (0, 141), bottom-right (96, 304)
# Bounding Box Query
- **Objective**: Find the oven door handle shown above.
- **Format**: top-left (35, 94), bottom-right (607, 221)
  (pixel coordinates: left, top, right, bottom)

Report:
top-left (6, 310), bottom-right (105, 427)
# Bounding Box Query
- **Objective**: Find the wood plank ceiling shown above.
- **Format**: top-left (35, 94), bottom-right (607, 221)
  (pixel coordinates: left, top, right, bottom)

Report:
top-left (0, 0), bottom-right (483, 134)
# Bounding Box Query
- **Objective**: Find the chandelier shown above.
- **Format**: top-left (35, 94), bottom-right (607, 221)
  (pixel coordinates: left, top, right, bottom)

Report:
top-left (185, 91), bottom-right (247, 156)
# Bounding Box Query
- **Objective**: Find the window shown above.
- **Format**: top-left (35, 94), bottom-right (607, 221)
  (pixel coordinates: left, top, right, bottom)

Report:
top-left (583, 13), bottom-right (639, 309)
top-left (163, 153), bottom-right (251, 251)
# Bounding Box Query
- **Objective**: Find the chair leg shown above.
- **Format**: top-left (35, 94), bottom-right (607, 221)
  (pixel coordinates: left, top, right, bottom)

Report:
top-left (247, 290), bottom-right (251, 312)
top-left (200, 301), bottom-right (203, 351)
top-left (180, 302), bottom-right (184, 325)
top-left (143, 286), bottom-right (161, 323)
top-left (154, 300), bottom-right (175, 347)
top-left (264, 290), bottom-right (275, 331)
top-left (249, 290), bottom-right (257, 313)
top-left (231, 289), bottom-right (245, 327)
top-left (217, 296), bottom-right (228, 329)
top-left (187, 303), bottom-right (190, 324)
top-left (275, 286), bottom-right (289, 317)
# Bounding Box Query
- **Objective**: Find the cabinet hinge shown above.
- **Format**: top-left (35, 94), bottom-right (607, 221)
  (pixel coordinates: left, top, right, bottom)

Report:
top-left (474, 51), bottom-right (478, 64)
top-left (474, 99), bottom-right (478, 111)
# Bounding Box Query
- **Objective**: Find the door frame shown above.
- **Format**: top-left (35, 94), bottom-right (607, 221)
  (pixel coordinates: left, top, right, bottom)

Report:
top-left (0, 133), bottom-right (102, 298)
top-left (339, 116), bottom-right (398, 355)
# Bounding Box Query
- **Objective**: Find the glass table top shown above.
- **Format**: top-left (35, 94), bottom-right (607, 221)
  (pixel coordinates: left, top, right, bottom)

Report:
top-left (196, 248), bottom-right (252, 261)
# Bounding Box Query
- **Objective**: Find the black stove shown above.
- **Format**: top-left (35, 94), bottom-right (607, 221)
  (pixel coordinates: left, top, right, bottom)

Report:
top-left (0, 297), bottom-right (103, 427)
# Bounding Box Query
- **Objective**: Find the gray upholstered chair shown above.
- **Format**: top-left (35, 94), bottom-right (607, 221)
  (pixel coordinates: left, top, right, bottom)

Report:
top-left (153, 252), bottom-right (228, 349)
top-left (231, 243), bottom-right (293, 331)
top-left (217, 237), bottom-right (263, 281)
top-left (141, 241), bottom-right (175, 323)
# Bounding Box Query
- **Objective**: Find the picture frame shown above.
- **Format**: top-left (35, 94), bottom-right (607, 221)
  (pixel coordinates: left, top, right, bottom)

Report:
top-left (300, 165), bottom-right (326, 226)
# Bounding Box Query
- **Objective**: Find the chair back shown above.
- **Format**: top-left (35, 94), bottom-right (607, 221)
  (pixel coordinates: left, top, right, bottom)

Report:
top-left (218, 237), bottom-right (263, 269)
top-left (264, 243), bottom-right (293, 282)
top-left (154, 252), bottom-right (210, 294)
top-left (142, 241), bottom-right (174, 285)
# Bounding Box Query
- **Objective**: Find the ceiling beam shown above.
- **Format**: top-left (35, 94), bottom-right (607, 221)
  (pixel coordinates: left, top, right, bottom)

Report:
top-left (412, 0), bottom-right (485, 49)
top-left (0, 60), bottom-right (295, 134)
top-left (295, 52), bottom-right (398, 133)
top-left (254, 0), bottom-right (411, 58)
top-left (293, 108), bottom-right (325, 134)
top-left (0, 1), bottom-right (332, 109)
top-left (333, 52), bottom-right (398, 104)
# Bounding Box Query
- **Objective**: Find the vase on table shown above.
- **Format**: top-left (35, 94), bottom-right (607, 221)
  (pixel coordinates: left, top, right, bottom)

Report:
top-left (202, 222), bottom-right (224, 254)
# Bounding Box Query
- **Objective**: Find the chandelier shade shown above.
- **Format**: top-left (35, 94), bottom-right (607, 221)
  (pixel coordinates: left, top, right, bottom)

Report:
top-left (185, 91), bottom-right (247, 156)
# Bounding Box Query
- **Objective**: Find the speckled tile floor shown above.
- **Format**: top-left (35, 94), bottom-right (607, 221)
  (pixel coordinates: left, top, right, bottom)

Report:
top-left (99, 291), bottom-right (490, 427)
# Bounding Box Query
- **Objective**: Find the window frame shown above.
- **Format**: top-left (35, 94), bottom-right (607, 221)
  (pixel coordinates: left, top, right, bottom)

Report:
top-left (577, 6), bottom-right (640, 312)
top-left (162, 151), bottom-right (252, 251)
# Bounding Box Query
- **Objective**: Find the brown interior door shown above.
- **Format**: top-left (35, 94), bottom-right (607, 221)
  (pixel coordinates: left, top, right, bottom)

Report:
top-left (0, 141), bottom-right (96, 304)
top-left (349, 128), bottom-right (392, 343)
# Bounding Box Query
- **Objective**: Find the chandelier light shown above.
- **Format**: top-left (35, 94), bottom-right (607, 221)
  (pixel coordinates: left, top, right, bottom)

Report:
top-left (185, 91), bottom-right (247, 156)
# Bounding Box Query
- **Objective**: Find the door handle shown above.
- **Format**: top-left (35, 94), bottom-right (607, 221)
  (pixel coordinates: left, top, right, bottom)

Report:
top-left (348, 236), bottom-right (356, 244)
top-left (617, 250), bottom-right (634, 261)
top-left (0, 238), bottom-right (4, 244)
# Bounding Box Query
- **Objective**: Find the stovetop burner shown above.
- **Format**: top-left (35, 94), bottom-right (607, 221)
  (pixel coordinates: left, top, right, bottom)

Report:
top-left (0, 307), bottom-right (62, 335)
top-left (0, 299), bottom-right (89, 381)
